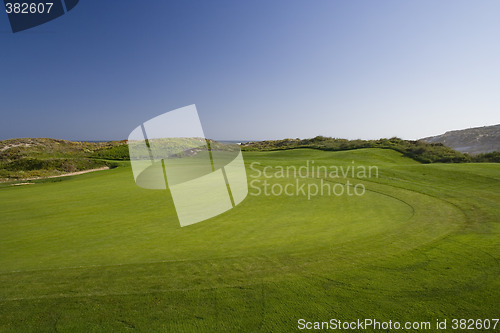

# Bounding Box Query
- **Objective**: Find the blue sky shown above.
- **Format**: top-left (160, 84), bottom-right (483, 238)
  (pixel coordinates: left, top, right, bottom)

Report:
top-left (1, 0), bottom-right (499, 141)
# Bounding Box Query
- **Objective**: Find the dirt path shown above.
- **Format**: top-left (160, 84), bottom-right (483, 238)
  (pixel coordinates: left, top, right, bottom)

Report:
top-left (21, 167), bottom-right (110, 181)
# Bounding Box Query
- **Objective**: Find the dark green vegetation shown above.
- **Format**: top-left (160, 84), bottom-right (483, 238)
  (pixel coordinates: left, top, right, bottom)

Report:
top-left (242, 136), bottom-right (500, 163)
top-left (0, 148), bottom-right (498, 332)
top-left (421, 124), bottom-right (500, 154)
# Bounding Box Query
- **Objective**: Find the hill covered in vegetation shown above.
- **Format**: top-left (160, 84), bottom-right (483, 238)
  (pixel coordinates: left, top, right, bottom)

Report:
top-left (421, 124), bottom-right (500, 154)
top-left (1, 136), bottom-right (499, 182)
top-left (0, 138), bottom-right (125, 181)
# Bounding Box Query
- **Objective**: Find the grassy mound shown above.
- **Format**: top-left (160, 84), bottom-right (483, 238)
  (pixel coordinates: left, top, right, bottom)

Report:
top-left (242, 136), bottom-right (500, 163)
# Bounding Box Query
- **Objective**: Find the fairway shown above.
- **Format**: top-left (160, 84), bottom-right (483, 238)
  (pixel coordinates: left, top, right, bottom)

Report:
top-left (0, 148), bottom-right (498, 332)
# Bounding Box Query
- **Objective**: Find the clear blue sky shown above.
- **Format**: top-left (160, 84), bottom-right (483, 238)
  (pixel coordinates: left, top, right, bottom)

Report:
top-left (1, 0), bottom-right (499, 141)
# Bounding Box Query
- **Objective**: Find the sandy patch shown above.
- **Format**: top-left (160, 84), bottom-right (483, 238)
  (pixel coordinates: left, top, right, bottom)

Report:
top-left (0, 143), bottom-right (33, 152)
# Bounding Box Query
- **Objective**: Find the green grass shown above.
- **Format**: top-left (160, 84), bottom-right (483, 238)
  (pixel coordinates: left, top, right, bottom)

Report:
top-left (0, 148), bottom-right (498, 332)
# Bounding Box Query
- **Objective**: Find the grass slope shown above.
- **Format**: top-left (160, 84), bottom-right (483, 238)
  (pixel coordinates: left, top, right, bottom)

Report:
top-left (0, 149), bottom-right (498, 332)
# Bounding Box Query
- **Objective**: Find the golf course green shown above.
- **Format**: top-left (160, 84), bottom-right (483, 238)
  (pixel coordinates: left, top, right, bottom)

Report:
top-left (0, 148), bottom-right (498, 332)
